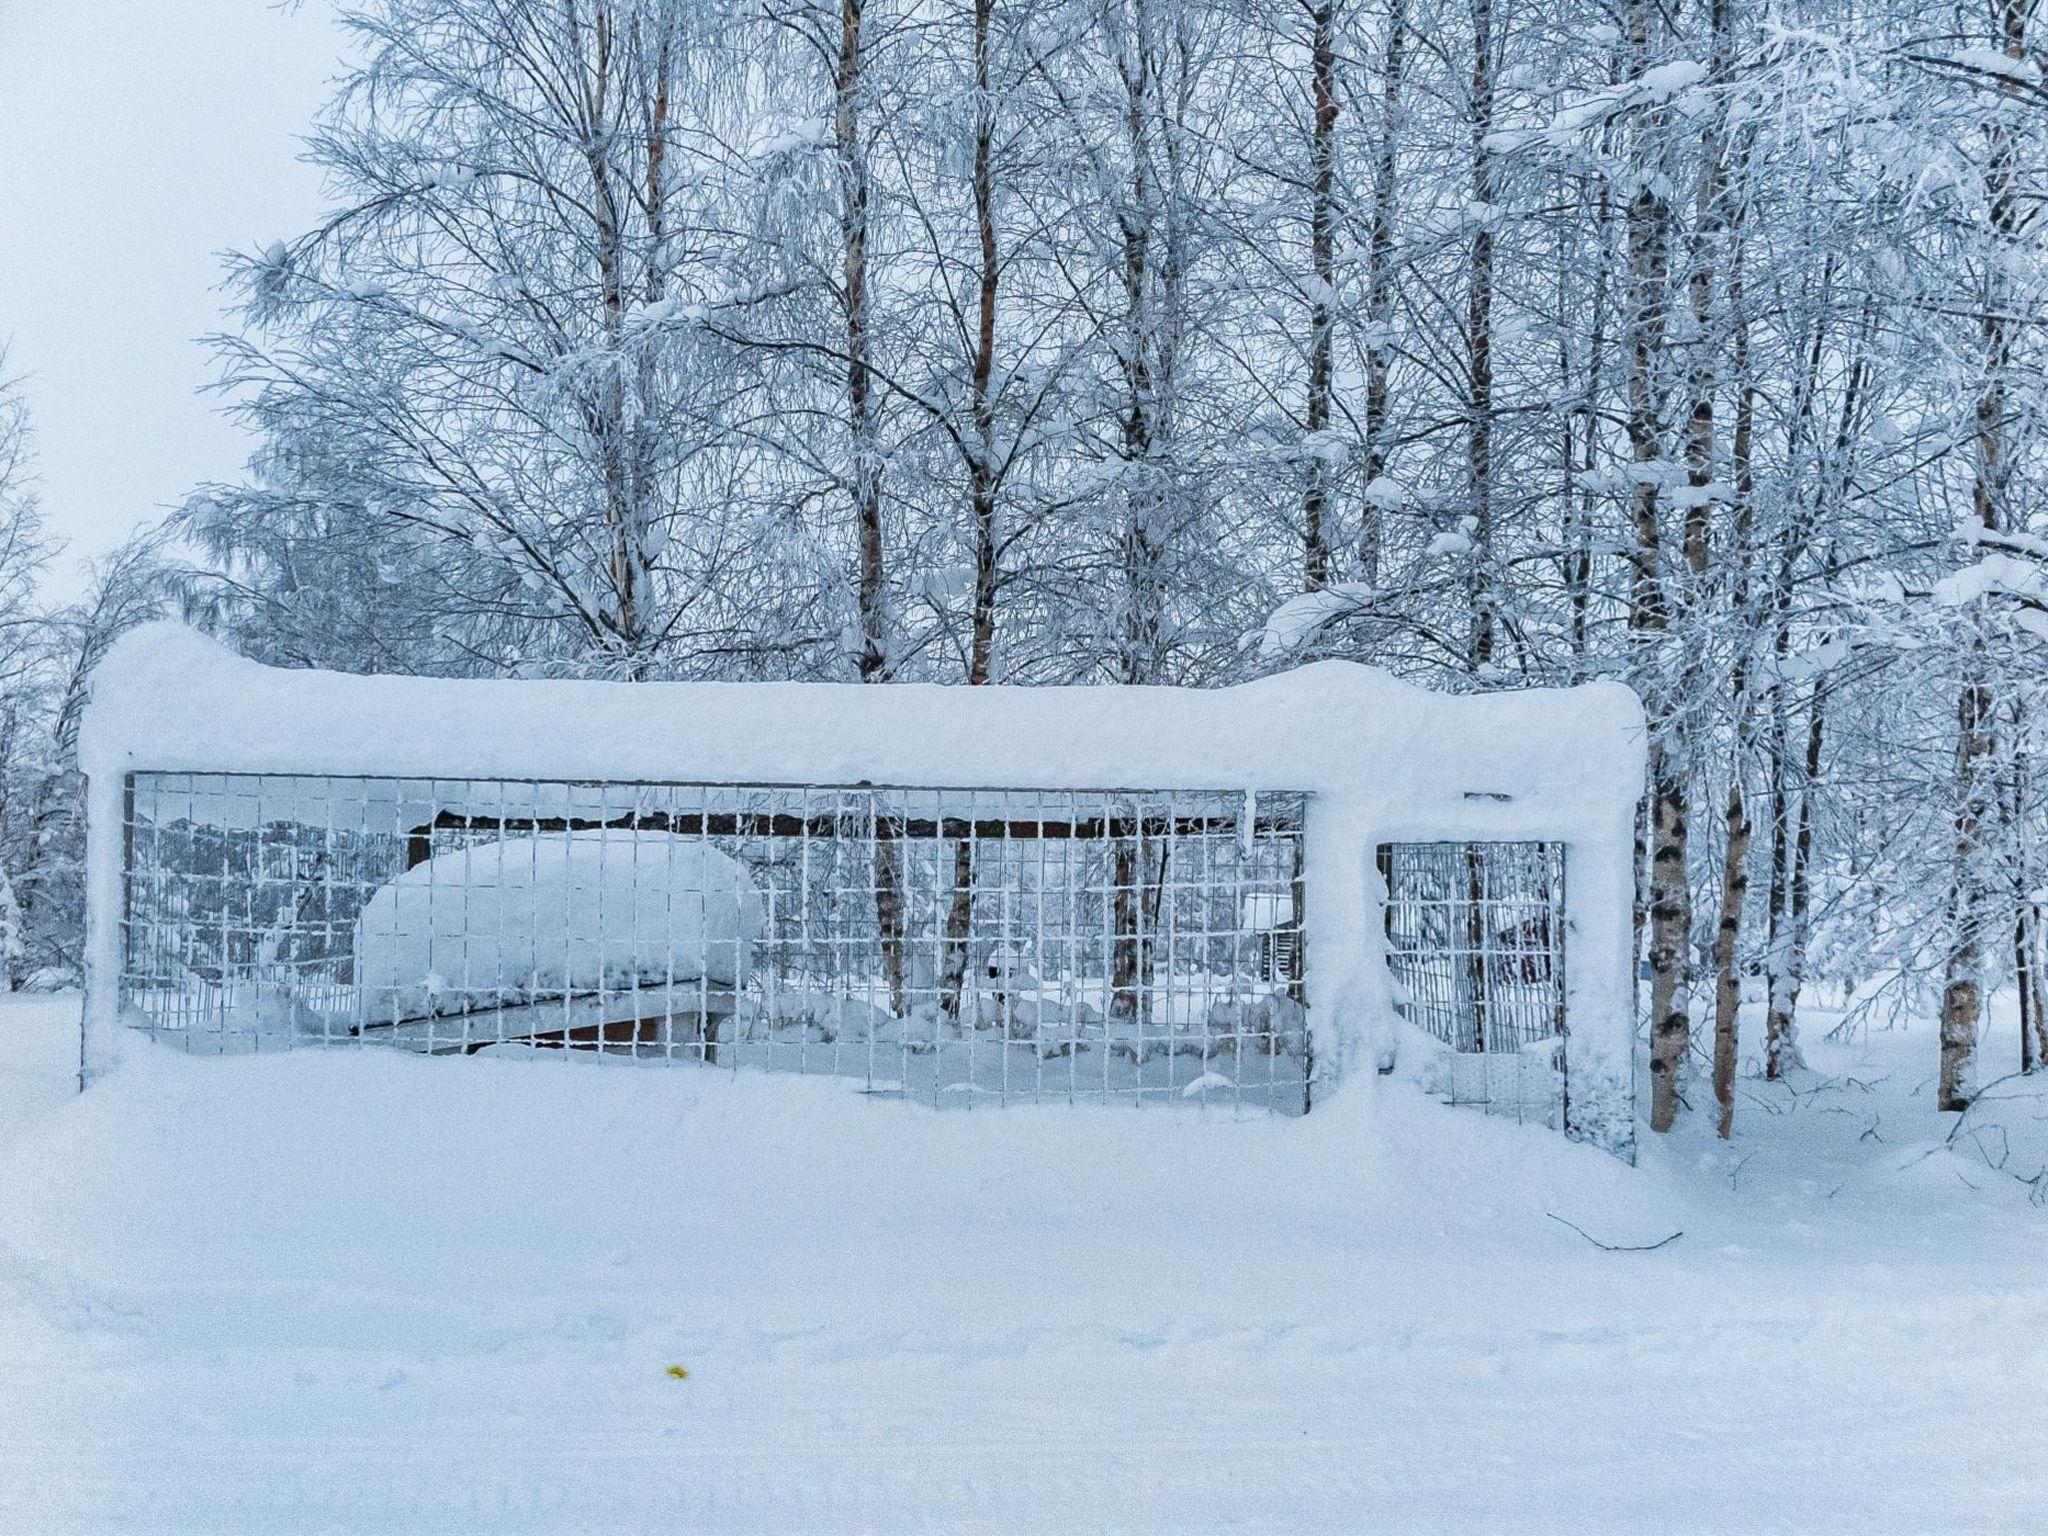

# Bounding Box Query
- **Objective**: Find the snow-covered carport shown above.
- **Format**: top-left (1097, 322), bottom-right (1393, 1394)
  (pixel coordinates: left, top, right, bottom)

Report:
top-left (80, 623), bottom-right (1646, 1153)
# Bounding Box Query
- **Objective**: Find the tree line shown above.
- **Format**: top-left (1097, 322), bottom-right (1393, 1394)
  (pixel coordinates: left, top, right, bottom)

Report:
top-left (1, 0), bottom-right (2043, 1137)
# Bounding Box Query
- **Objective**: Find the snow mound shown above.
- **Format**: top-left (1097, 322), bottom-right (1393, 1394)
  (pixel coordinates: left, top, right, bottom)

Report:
top-left (1950, 1073), bottom-right (2048, 1194)
top-left (355, 833), bottom-right (763, 1023)
top-left (0, 1032), bottom-right (1673, 1341)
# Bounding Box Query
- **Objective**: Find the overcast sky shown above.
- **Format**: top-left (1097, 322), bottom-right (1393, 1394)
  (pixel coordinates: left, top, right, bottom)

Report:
top-left (0, 1), bottom-right (346, 597)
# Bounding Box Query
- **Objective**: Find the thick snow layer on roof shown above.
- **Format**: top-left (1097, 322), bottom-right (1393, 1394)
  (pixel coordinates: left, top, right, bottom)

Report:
top-left (81, 623), bottom-right (1643, 823)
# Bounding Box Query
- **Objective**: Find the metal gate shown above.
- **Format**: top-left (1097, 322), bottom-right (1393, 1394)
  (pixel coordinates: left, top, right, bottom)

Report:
top-left (1377, 841), bottom-right (1566, 1127)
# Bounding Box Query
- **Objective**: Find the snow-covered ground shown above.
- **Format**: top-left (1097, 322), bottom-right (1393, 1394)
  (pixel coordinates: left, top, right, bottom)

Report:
top-left (3, 992), bottom-right (2045, 1535)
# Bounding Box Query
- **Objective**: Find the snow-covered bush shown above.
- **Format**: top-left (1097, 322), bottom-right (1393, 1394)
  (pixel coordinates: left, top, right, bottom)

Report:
top-left (742, 988), bottom-right (895, 1044)
top-left (1203, 994), bottom-right (1307, 1057)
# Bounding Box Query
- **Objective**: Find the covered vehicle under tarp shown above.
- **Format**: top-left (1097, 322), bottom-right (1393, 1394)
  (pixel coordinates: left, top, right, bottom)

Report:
top-left (354, 831), bottom-right (763, 1051)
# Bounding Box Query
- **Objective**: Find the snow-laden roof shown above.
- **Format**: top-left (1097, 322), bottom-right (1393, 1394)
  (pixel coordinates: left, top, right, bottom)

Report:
top-left (80, 624), bottom-right (1645, 827)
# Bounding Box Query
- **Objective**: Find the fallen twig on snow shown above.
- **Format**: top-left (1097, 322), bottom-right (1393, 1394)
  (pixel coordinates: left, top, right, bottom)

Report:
top-left (1544, 1212), bottom-right (1684, 1252)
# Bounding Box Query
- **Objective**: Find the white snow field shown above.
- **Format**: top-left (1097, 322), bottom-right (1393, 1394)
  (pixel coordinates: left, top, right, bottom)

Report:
top-left (3, 992), bottom-right (2045, 1535)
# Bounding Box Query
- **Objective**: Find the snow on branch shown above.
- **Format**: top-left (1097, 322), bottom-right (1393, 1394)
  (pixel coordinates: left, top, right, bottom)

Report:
top-left (1932, 554), bottom-right (2048, 613)
top-left (1934, 520), bottom-right (2048, 617)
top-left (1486, 62), bottom-right (1709, 154)
top-left (1257, 583), bottom-right (1378, 660)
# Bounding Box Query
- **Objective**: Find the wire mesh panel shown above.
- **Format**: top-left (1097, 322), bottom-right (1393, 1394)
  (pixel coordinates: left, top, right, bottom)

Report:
top-left (1378, 840), bottom-right (1566, 1126)
top-left (119, 775), bottom-right (1311, 1113)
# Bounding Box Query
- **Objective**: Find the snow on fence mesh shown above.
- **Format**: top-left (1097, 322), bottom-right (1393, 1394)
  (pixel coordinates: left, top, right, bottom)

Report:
top-left (1379, 840), bottom-right (1567, 1128)
top-left (118, 774), bottom-right (1311, 1113)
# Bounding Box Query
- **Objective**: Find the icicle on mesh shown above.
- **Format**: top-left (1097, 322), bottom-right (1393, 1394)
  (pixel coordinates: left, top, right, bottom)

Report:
top-left (118, 774), bottom-right (1312, 1114)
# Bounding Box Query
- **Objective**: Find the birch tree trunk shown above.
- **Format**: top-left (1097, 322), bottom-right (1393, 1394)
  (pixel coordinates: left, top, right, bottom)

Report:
top-left (2020, 899), bottom-right (2048, 1074)
top-left (832, 0), bottom-right (907, 1014)
top-left (1939, 0), bottom-right (2026, 1111)
top-left (1763, 680), bottom-right (1824, 1079)
top-left (1104, 0), bottom-right (1185, 1021)
top-left (1558, 47), bottom-right (1621, 680)
top-left (1300, 0), bottom-right (1339, 591)
top-left (1710, 224), bottom-right (1754, 1137)
top-left (939, 0), bottom-right (1004, 1019)
top-left (836, 0), bottom-right (888, 686)
top-left (1620, 0), bottom-right (1690, 1132)
top-left (1942, 665), bottom-right (1995, 1109)
top-left (1110, 6), bottom-right (1160, 1024)
top-left (2001, 703), bottom-right (2043, 1074)
top-left (1357, 0), bottom-right (1407, 585)
top-left (1684, 0), bottom-right (1739, 1137)
top-left (1463, 0), bottom-right (1496, 671)
top-left (573, 6), bottom-right (645, 673)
